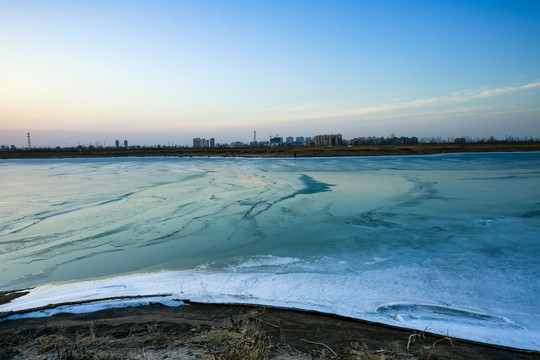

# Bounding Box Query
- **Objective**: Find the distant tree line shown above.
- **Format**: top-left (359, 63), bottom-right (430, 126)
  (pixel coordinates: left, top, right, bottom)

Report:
top-left (417, 135), bottom-right (540, 144)
top-left (346, 135), bottom-right (540, 146)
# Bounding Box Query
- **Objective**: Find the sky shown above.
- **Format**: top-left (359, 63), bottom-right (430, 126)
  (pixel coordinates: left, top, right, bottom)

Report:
top-left (1, 1), bottom-right (539, 147)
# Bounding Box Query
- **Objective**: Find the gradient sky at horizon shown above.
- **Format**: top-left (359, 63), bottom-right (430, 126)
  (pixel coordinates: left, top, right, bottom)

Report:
top-left (1, 0), bottom-right (539, 147)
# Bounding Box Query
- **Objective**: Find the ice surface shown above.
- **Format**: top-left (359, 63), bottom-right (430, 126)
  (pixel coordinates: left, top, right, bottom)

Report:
top-left (1, 154), bottom-right (539, 350)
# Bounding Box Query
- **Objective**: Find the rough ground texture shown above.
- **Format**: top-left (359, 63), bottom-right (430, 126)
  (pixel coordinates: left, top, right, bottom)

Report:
top-left (1, 302), bottom-right (539, 360)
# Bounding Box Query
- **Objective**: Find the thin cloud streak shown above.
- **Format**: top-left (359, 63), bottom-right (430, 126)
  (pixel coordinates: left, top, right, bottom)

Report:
top-left (470, 80), bottom-right (540, 99)
top-left (139, 80), bottom-right (540, 133)
top-left (340, 79), bottom-right (540, 117)
top-left (256, 79), bottom-right (540, 123)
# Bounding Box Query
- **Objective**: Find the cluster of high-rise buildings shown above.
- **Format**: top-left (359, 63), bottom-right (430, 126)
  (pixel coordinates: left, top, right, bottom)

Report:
top-left (189, 133), bottom-right (422, 148)
top-left (314, 134), bottom-right (343, 146)
top-left (192, 137), bottom-right (215, 148)
top-left (115, 139), bottom-right (129, 148)
top-left (0, 145), bottom-right (17, 151)
top-left (348, 136), bottom-right (418, 146)
top-left (193, 134), bottom-right (344, 148)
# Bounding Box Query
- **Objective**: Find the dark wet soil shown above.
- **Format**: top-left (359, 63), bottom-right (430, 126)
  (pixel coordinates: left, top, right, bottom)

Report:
top-left (1, 301), bottom-right (538, 359)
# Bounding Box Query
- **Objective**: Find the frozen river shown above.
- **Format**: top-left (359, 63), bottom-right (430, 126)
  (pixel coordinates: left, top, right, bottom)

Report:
top-left (1, 153), bottom-right (539, 350)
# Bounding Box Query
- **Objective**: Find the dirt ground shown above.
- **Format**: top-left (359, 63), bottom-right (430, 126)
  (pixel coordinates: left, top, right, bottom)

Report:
top-left (2, 142), bottom-right (540, 160)
top-left (1, 300), bottom-right (539, 360)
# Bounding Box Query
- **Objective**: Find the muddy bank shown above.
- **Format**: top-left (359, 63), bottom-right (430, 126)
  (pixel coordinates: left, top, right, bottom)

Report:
top-left (1, 302), bottom-right (538, 359)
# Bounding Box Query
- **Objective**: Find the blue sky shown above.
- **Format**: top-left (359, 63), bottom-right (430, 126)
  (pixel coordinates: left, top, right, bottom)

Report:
top-left (1, 0), bottom-right (539, 147)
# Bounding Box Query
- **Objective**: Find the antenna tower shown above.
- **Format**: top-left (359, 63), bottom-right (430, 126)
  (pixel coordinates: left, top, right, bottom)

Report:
top-left (254, 131), bottom-right (256, 143)
top-left (27, 133), bottom-right (31, 150)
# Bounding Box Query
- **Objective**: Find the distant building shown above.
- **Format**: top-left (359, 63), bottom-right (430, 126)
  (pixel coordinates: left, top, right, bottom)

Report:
top-left (349, 136), bottom-right (418, 146)
top-left (231, 141), bottom-right (244, 147)
top-left (270, 136), bottom-right (283, 147)
top-left (295, 136), bottom-right (305, 145)
top-left (124, 140), bottom-right (128, 148)
top-left (115, 140), bottom-right (120, 148)
top-left (314, 134), bottom-right (342, 146)
top-left (285, 136), bottom-right (294, 146)
top-left (193, 138), bottom-right (213, 148)
top-left (386, 136), bottom-right (418, 145)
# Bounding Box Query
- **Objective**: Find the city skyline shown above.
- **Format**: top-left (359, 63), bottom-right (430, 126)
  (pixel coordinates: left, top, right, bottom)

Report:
top-left (1, 1), bottom-right (539, 148)
top-left (5, 131), bottom-right (539, 152)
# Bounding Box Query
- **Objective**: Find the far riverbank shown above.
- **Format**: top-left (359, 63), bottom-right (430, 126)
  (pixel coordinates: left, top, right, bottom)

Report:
top-left (2, 142), bottom-right (540, 159)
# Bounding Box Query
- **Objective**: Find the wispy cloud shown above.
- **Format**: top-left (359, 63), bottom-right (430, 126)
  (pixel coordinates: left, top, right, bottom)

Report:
top-left (466, 80), bottom-right (540, 99)
top-left (266, 79), bottom-right (540, 122)
top-left (350, 79), bottom-right (540, 116)
top-left (185, 79), bottom-right (540, 132)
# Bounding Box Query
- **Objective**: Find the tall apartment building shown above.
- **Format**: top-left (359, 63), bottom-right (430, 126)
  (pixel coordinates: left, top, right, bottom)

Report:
top-left (314, 134), bottom-right (342, 146)
top-left (270, 136), bottom-right (283, 147)
top-left (193, 138), bottom-right (214, 148)
top-left (285, 136), bottom-right (294, 145)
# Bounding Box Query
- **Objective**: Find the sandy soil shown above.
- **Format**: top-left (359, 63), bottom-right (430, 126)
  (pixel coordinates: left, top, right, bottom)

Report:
top-left (1, 299), bottom-right (539, 360)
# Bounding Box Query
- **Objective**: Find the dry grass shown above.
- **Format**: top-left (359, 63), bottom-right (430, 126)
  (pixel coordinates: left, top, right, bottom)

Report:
top-left (406, 328), bottom-right (456, 359)
top-left (345, 341), bottom-right (417, 360)
top-left (36, 327), bottom-right (109, 359)
top-left (32, 324), bottom-right (151, 360)
top-left (22, 323), bottom-right (452, 360)
top-left (3, 306), bottom-right (469, 360)
top-left (197, 309), bottom-right (272, 360)
top-left (32, 313), bottom-right (448, 360)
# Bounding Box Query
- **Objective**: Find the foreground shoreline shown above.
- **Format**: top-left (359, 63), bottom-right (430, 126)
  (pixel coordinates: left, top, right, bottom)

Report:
top-left (2, 142), bottom-right (540, 159)
top-left (1, 300), bottom-right (539, 360)
top-left (1, 289), bottom-right (539, 359)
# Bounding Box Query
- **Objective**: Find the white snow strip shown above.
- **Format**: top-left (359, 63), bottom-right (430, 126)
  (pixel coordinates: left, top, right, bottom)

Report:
top-left (1, 270), bottom-right (539, 351)
top-left (6, 296), bottom-right (185, 320)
